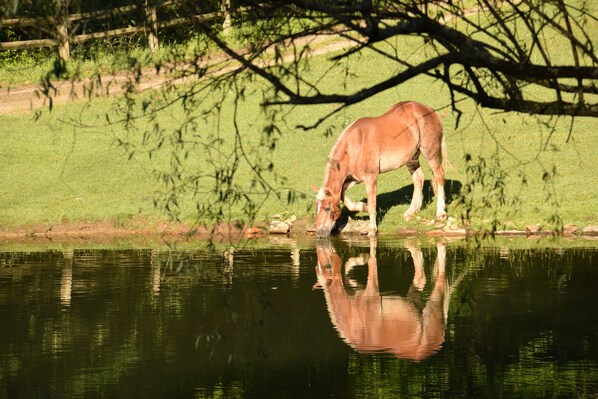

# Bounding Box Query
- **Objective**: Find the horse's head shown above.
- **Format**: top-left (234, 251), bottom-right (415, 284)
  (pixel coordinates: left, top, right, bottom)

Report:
top-left (316, 245), bottom-right (340, 273)
top-left (314, 241), bottom-right (343, 290)
top-left (315, 188), bottom-right (341, 237)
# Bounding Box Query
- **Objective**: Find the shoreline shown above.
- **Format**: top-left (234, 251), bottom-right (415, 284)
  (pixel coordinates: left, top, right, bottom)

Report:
top-left (1, 218), bottom-right (596, 247)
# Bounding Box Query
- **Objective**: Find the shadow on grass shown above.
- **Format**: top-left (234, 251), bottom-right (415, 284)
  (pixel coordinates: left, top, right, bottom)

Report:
top-left (333, 180), bottom-right (462, 230)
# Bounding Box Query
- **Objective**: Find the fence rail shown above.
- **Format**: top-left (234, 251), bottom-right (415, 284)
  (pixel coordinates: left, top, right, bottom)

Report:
top-left (0, 1), bottom-right (230, 60)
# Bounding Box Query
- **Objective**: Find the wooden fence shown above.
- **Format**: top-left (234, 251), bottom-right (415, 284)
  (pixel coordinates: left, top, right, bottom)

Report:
top-left (0, 0), bottom-right (233, 60)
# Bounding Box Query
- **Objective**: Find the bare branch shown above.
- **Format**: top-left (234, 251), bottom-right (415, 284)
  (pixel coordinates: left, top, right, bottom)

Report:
top-left (264, 52), bottom-right (457, 106)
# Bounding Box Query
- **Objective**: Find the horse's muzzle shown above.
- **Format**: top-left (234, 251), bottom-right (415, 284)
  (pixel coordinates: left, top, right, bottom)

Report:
top-left (316, 227), bottom-right (332, 237)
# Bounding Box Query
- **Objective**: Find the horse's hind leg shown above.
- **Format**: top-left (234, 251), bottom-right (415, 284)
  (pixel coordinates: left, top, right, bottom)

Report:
top-left (426, 156), bottom-right (447, 221)
top-left (404, 159), bottom-right (424, 221)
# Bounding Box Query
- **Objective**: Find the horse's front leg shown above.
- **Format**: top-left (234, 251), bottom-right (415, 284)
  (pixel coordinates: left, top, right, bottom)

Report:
top-left (342, 195), bottom-right (368, 213)
top-left (364, 176), bottom-right (378, 236)
top-left (341, 178), bottom-right (377, 235)
top-left (341, 181), bottom-right (367, 213)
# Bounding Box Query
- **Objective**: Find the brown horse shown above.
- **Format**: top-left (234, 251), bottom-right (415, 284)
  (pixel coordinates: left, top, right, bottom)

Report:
top-left (314, 240), bottom-right (448, 361)
top-left (315, 101), bottom-right (449, 237)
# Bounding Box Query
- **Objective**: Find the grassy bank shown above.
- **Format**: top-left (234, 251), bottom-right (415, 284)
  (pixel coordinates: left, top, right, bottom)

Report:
top-left (1, 37), bottom-right (597, 235)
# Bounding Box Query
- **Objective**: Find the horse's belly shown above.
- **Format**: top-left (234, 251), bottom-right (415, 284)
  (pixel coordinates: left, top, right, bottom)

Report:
top-left (379, 154), bottom-right (409, 173)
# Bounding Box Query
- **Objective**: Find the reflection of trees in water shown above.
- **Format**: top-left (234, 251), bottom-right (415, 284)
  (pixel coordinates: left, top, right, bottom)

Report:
top-left (150, 249), bottom-right (222, 289)
top-left (148, 244), bottom-right (307, 362)
top-left (0, 243), bottom-right (595, 397)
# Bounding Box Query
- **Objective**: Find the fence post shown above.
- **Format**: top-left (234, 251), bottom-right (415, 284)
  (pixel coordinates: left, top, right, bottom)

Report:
top-left (221, 0), bottom-right (232, 31)
top-left (145, 0), bottom-right (159, 51)
top-left (56, 0), bottom-right (70, 61)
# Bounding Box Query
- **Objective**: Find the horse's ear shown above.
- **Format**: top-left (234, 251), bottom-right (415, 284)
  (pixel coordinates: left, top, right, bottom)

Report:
top-left (311, 185), bottom-right (320, 193)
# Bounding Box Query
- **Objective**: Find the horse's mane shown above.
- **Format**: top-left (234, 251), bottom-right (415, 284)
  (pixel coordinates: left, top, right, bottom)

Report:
top-left (319, 121), bottom-right (356, 197)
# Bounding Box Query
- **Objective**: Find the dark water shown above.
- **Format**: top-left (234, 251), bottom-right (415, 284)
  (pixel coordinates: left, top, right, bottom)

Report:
top-left (0, 237), bottom-right (596, 398)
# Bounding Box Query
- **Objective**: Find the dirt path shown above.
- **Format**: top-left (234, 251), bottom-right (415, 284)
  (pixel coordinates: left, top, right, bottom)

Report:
top-left (0, 36), bottom-right (355, 115)
top-left (0, 73), bottom-right (159, 114)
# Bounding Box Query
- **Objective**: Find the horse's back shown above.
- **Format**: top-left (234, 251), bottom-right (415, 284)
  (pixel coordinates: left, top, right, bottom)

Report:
top-left (385, 101), bottom-right (442, 130)
top-left (350, 101), bottom-right (441, 139)
top-left (381, 101), bottom-right (444, 161)
top-left (346, 102), bottom-right (440, 170)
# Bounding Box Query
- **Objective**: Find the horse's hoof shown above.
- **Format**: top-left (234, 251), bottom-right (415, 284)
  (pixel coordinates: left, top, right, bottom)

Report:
top-left (404, 213), bottom-right (414, 222)
top-left (436, 213), bottom-right (448, 221)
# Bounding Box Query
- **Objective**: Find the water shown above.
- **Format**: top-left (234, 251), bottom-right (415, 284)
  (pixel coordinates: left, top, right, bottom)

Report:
top-left (0, 237), bottom-right (596, 398)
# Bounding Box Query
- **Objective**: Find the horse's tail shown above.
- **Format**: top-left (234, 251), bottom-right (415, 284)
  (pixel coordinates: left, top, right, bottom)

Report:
top-left (431, 131), bottom-right (450, 196)
top-left (440, 131), bottom-right (451, 173)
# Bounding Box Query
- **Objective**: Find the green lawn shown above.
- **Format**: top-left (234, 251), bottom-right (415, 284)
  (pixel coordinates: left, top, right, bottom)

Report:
top-left (1, 36), bottom-right (597, 234)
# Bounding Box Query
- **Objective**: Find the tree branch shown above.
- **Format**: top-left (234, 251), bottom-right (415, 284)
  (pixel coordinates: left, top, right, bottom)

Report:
top-left (264, 52), bottom-right (456, 106)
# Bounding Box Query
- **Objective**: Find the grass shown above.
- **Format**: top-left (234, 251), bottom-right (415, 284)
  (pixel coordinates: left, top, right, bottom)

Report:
top-left (0, 21), bottom-right (597, 234)
top-left (0, 110), bottom-right (157, 226)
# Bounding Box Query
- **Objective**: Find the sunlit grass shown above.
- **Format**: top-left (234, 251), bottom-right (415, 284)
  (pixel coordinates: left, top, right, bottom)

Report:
top-left (0, 21), bottom-right (597, 233)
top-left (0, 109), bottom-right (158, 226)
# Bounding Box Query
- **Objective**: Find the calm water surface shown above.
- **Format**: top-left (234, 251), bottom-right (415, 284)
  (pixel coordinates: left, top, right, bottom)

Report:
top-left (0, 237), bottom-right (596, 398)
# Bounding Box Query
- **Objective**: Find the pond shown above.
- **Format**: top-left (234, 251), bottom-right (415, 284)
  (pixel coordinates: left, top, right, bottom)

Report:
top-left (0, 236), bottom-right (596, 398)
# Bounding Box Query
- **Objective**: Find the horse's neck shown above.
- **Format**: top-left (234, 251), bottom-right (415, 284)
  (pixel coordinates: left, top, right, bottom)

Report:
top-left (323, 143), bottom-right (349, 197)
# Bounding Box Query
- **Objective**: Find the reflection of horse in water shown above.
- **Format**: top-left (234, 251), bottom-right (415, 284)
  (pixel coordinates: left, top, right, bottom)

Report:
top-left (315, 240), bottom-right (449, 361)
